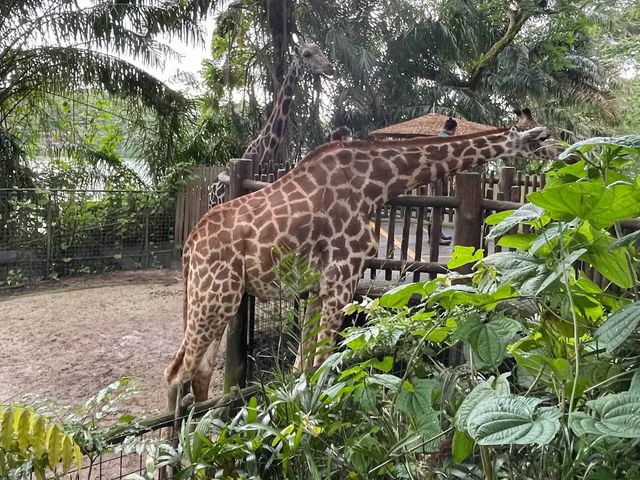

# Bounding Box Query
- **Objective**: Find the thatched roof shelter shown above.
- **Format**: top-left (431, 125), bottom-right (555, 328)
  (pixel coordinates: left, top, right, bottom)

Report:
top-left (369, 113), bottom-right (497, 139)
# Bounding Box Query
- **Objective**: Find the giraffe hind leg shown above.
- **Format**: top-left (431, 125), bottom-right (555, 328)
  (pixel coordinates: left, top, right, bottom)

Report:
top-left (190, 325), bottom-right (227, 401)
top-left (166, 270), bottom-right (243, 401)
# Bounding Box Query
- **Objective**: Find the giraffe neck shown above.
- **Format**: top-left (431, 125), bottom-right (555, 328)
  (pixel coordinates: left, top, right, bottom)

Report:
top-left (370, 130), bottom-right (514, 208)
top-left (305, 130), bottom-right (515, 213)
top-left (243, 55), bottom-right (302, 161)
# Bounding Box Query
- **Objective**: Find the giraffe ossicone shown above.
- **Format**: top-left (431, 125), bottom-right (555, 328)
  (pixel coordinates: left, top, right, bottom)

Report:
top-left (207, 42), bottom-right (334, 208)
top-left (167, 125), bottom-right (565, 401)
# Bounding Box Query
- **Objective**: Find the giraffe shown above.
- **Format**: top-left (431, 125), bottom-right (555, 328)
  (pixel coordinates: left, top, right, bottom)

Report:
top-left (513, 108), bottom-right (538, 130)
top-left (166, 125), bottom-right (565, 400)
top-left (207, 42), bottom-right (334, 208)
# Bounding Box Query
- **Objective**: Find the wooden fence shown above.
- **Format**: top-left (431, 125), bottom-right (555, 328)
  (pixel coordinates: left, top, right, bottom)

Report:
top-left (174, 165), bottom-right (226, 246)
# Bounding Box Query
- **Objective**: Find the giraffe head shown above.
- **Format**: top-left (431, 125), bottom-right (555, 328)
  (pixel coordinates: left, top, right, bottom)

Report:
top-left (296, 42), bottom-right (334, 76)
top-left (506, 126), bottom-right (565, 160)
top-left (513, 107), bottom-right (538, 131)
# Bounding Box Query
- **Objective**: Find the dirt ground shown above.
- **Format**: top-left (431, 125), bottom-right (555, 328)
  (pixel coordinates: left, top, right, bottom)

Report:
top-left (0, 269), bottom-right (225, 418)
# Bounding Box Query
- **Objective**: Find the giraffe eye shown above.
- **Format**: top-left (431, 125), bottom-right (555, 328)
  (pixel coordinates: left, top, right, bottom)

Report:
top-left (303, 51), bottom-right (312, 57)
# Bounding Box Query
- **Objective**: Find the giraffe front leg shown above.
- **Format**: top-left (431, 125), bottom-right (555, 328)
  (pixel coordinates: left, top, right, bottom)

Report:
top-left (312, 295), bottom-right (349, 368)
top-left (308, 271), bottom-right (361, 368)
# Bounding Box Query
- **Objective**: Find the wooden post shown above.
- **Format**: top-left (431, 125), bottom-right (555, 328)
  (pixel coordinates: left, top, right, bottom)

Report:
top-left (450, 173), bottom-right (483, 366)
top-left (159, 372), bottom-right (192, 480)
top-left (429, 180), bottom-right (444, 279)
top-left (224, 158), bottom-right (253, 393)
top-left (453, 173), bottom-right (483, 272)
top-left (498, 166), bottom-right (516, 200)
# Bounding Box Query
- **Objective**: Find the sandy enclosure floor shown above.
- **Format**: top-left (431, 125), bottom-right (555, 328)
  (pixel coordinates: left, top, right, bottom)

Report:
top-left (0, 269), bottom-right (225, 418)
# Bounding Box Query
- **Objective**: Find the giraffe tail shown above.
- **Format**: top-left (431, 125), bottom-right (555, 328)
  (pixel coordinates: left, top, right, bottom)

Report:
top-left (165, 339), bottom-right (186, 384)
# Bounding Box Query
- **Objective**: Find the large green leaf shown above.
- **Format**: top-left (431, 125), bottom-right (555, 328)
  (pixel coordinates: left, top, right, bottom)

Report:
top-left (455, 374), bottom-right (510, 430)
top-left (535, 248), bottom-right (586, 295)
top-left (528, 181), bottom-right (640, 229)
top-left (594, 301), bottom-right (640, 352)
top-left (396, 378), bottom-right (441, 447)
top-left (452, 429), bottom-right (475, 463)
top-left (472, 325), bottom-right (502, 365)
top-left (481, 252), bottom-right (548, 292)
top-left (582, 232), bottom-right (634, 288)
top-left (559, 135), bottom-right (640, 160)
top-left (486, 204), bottom-right (545, 240)
top-left (396, 378), bottom-right (437, 419)
top-left (497, 233), bottom-right (537, 250)
top-left (466, 396), bottom-right (561, 446)
top-left (570, 392), bottom-right (640, 438)
top-left (609, 229), bottom-right (640, 251)
top-left (379, 282), bottom-right (426, 308)
top-left (432, 283), bottom-right (516, 311)
top-left (529, 220), bottom-right (579, 256)
top-left (447, 245), bottom-right (484, 269)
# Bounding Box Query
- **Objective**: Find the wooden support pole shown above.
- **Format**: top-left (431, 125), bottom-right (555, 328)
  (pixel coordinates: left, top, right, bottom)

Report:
top-left (498, 166), bottom-right (516, 200)
top-left (451, 172), bottom-right (483, 366)
top-left (429, 180), bottom-right (444, 280)
top-left (224, 159), bottom-right (253, 393)
top-left (453, 173), bottom-right (483, 272)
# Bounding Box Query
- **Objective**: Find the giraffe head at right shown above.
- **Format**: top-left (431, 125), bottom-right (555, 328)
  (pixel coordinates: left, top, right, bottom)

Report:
top-left (295, 42), bottom-right (334, 76)
top-left (505, 126), bottom-right (566, 160)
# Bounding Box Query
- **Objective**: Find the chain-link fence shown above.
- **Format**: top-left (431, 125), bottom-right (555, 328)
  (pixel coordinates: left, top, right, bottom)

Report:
top-left (0, 188), bottom-right (177, 286)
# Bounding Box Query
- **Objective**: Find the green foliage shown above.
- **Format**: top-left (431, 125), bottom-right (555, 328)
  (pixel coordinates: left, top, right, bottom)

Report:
top-left (0, 404), bottom-right (82, 480)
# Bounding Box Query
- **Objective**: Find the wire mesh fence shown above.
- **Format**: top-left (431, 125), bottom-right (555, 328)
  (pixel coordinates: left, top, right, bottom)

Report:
top-left (0, 188), bottom-right (177, 286)
top-left (249, 297), bottom-right (299, 381)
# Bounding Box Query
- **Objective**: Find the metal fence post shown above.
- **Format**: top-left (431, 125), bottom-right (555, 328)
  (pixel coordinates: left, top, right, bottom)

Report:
top-left (142, 207), bottom-right (150, 268)
top-left (46, 194), bottom-right (53, 277)
top-left (224, 158), bottom-right (253, 393)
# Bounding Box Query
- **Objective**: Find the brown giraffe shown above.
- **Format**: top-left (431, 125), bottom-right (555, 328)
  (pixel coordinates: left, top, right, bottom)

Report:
top-left (166, 125), bottom-right (565, 400)
top-left (513, 108), bottom-right (538, 130)
top-left (208, 42), bottom-right (334, 208)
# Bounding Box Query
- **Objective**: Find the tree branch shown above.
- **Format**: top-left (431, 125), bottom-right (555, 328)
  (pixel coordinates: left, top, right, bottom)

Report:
top-left (465, 1), bottom-right (553, 89)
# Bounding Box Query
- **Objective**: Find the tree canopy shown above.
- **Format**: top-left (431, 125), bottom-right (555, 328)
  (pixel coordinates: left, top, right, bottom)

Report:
top-left (1, 0), bottom-right (638, 188)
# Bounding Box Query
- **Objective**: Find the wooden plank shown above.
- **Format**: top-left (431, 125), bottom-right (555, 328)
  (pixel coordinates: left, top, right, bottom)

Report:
top-left (371, 207), bottom-right (382, 279)
top-left (488, 171), bottom-right (495, 199)
top-left (454, 173), bottom-right (483, 267)
top-left (385, 206), bottom-right (398, 281)
top-left (498, 166), bottom-right (515, 199)
top-left (451, 172), bottom-right (483, 365)
top-left (400, 206), bottom-right (412, 262)
top-left (429, 180), bottom-right (444, 279)
top-left (224, 159), bottom-right (253, 392)
top-left (386, 195), bottom-right (459, 208)
top-left (365, 258), bottom-right (447, 275)
top-left (412, 185), bottom-right (427, 282)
